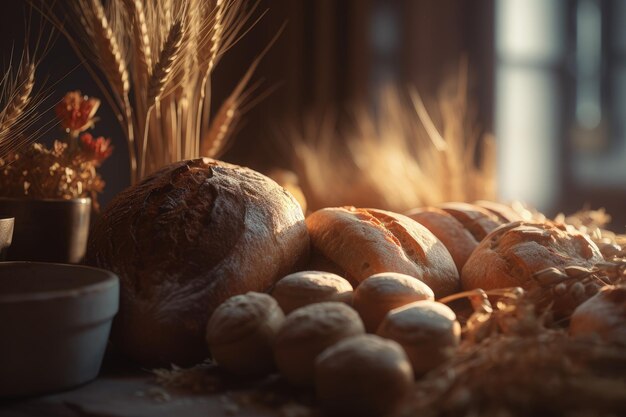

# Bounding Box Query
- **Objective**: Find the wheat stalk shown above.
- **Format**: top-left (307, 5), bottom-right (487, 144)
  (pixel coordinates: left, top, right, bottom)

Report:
top-left (0, 62), bottom-right (35, 138)
top-left (0, 31), bottom-right (61, 159)
top-left (90, 0), bottom-right (129, 100)
top-left (147, 21), bottom-right (184, 109)
top-left (45, 0), bottom-right (259, 182)
top-left (285, 64), bottom-right (496, 212)
top-left (206, 0), bottom-right (226, 73)
top-left (87, 0), bottom-right (138, 182)
top-left (125, 0), bottom-right (153, 79)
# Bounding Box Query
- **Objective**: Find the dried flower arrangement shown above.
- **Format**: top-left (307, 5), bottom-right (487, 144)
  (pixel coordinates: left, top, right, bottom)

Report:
top-left (39, 0), bottom-right (261, 183)
top-left (285, 63), bottom-right (495, 213)
top-left (0, 91), bottom-right (112, 208)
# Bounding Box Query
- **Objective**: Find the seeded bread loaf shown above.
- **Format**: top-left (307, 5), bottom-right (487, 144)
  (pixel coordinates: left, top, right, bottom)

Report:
top-left (461, 221), bottom-right (603, 292)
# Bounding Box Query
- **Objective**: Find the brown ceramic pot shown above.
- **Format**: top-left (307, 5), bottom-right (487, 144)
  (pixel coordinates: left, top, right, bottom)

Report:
top-left (0, 217), bottom-right (14, 261)
top-left (0, 197), bottom-right (91, 263)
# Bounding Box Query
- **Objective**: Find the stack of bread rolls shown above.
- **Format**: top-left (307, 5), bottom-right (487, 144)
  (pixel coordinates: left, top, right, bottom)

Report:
top-left (207, 270), bottom-right (461, 416)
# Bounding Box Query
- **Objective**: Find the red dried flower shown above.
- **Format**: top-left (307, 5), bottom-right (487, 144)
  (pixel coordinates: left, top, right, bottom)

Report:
top-left (79, 133), bottom-right (113, 165)
top-left (55, 91), bottom-right (100, 135)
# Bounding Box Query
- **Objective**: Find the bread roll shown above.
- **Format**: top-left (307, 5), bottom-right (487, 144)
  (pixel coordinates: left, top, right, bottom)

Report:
top-left (306, 207), bottom-right (459, 297)
top-left (570, 285), bottom-right (626, 346)
top-left (377, 300), bottom-right (460, 375)
top-left (87, 158), bottom-right (309, 366)
top-left (473, 200), bottom-right (525, 223)
top-left (405, 207), bottom-right (478, 272)
top-left (462, 221), bottom-right (603, 292)
top-left (271, 271), bottom-right (353, 314)
top-left (274, 302), bottom-right (365, 386)
top-left (353, 272), bottom-right (434, 332)
top-left (315, 334), bottom-right (413, 417)
top-left (206, 292), bottom-right (285, 375)
top-left (437, 202), bottom-right (503, 241)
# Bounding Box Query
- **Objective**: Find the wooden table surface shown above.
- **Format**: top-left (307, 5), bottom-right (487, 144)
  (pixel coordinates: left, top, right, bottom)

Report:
top-left (1, 357), bottom-right (316, 417)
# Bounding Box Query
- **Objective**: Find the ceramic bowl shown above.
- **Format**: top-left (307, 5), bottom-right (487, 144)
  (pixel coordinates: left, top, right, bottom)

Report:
top-left (0, 262), bottom-right (119, 398)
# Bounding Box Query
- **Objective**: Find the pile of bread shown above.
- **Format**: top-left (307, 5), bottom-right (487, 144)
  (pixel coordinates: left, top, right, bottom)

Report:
top-left (88, 159), bottom-right (625, 415)
top-left (207, 271), bottom-right (459, 416)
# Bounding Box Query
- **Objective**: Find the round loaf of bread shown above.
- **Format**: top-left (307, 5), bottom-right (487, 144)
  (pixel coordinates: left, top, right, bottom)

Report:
top-left (271, 271), bottom-right (353, 314)
top-left (206, 292), bottom-right (285, 375)
top-left (353, 272), bottom-right (434, 332)
top-left (305, 207), bottom-right (459, 297)
top-left (405, 207), bottom-right (479, 272)
top-left (377, 300), bottom-right (460, 375)
top-left (87, 158), bottom-right (309, 366)
top-left (570, 285), bottom-right (626, 346)
top-left (461, 221), bottom-right (603, 292)
top-left (315, 334), bottom-right (413, 417)
top-left (273, 302), bottom-right (365, 386)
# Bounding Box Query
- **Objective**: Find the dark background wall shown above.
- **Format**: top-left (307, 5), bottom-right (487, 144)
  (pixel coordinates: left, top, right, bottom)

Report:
top-left (2, 0), bottom-right (624, 230)
top-left (0, 0), bottom-right (494, 204)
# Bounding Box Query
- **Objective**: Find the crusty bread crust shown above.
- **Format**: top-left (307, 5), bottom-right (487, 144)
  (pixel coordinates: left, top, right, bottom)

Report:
top-left (570, 285), bottom-right (626, 346)
top-left (406, 207), bottom-right (478, 273)
top-left (437, 202), bottom-right (503, 241)
top-left (271, 271), bottom-right (353, 314)
top-left (305, 207), bottom-right (459, 297)
top-left (473, 200), bottom-right (525, 223)
top-left (461, 221), bottom-right (603, 291)
top-left (87, 158), bottom-right (309, 366)
top-left (353, 272), bottom-right (434, 332)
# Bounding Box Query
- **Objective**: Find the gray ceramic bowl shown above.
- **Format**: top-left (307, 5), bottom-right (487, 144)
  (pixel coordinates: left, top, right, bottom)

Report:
top-left (0, 262), bottom-right (119, 398)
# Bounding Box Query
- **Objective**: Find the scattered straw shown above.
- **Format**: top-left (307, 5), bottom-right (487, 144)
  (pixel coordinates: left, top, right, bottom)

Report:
top-left (284, 62), bottom-right (496, 213)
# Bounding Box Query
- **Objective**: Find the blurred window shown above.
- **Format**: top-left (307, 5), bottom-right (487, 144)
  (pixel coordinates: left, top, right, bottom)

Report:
top-left (496, 0), bottom-right (626, 213)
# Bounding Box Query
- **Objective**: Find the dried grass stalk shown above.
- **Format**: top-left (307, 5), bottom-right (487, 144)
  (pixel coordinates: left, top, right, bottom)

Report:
top-left (147, 20), bottom-right (184, 108)
top-left (125, 0), bottom-right (153, 79)
top-left (0, 63), bottom-right (35, 136)
top-left (285, 61), bottom-right (495, 213)
top-left (403, 330), bottom-right (626, 417)
top-left (199, 25), bottom-right (282, 157)
top-left (0, 39), bottom-right (55, 159)
top-left (90, 0), bottom-right (130, 99)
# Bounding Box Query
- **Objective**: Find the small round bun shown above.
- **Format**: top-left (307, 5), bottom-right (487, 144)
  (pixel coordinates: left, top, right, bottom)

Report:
top-left (274, 302), bottom-right (365, 386)
top-left (271, 271), bottom-right (353, 314)
top-left (377, 300), bottom-right (460, 375)
top-left (570, 285), bottom-right (626, 346)
top-left (353, 272), bottom-right (434, 332)
top-left (206, 292), bottom-right (285, 375)
top-left (405, 207), bottom-right (479, 272)
top-left (462, 221), bottom-right (604, 291)
top-left (306, 206), bottom-right (459, 297)
top-left (315, 334), bottom-right (413, 417)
